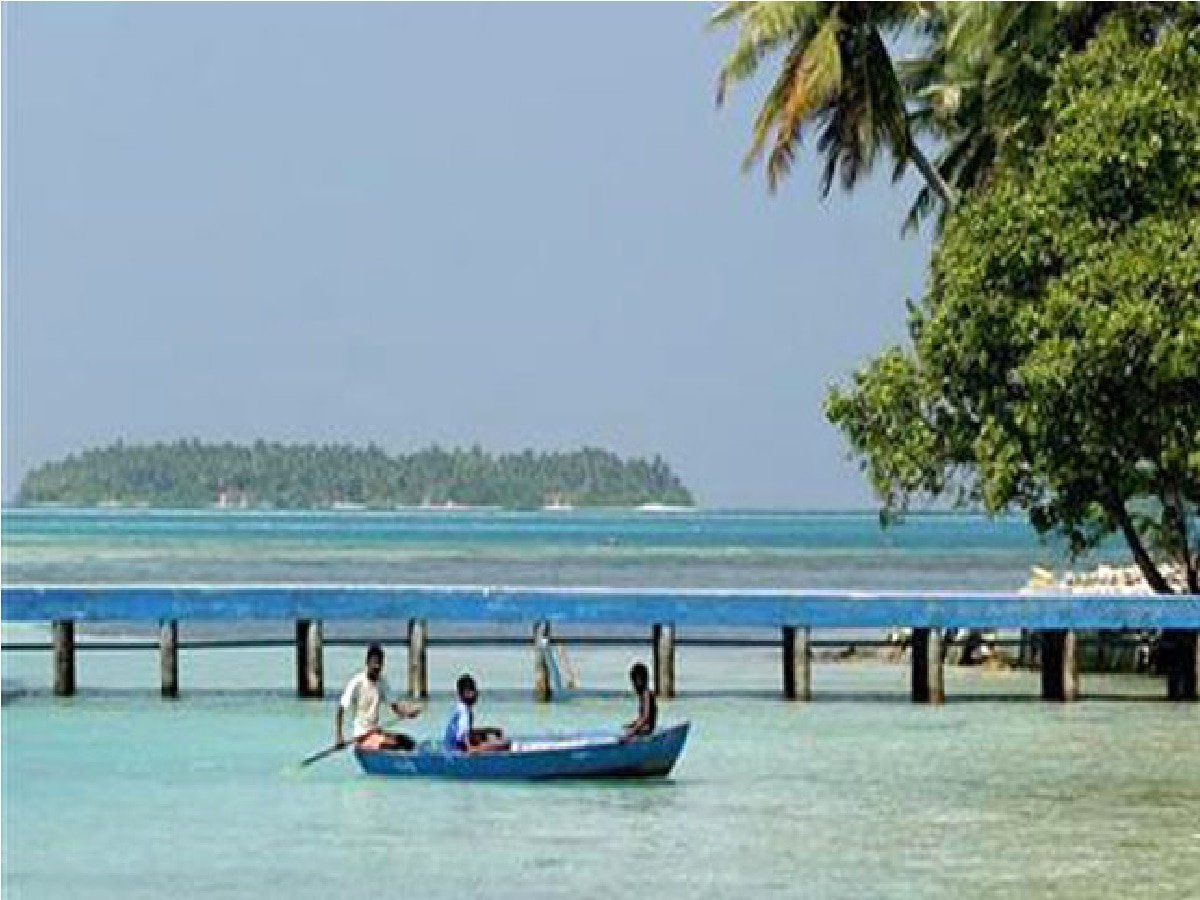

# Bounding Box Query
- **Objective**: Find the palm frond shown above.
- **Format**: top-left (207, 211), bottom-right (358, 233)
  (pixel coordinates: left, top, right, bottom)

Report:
top-left (712, 1), bottom-right (944, 211)
top-left (902, 183), bottom-right (937, 235)
top-left (713, 2), bottom-right (810, 105)
top-left (708, 1), bottom-right (757, 29)
top-left (745, 39), bottom-right (813, 183)
top-left (765, 16), bottom-right (842, 188)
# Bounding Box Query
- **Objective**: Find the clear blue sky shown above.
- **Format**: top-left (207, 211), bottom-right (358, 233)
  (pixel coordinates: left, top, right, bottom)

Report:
top-left (2, 2), bottom-right (931, 509)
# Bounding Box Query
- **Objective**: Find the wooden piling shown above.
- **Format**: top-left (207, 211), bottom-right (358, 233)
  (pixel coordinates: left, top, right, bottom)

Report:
top-left (52, 619), bottom-right (75, 697)
top-left (294, 619), bottom-right (323, 698)
top-left (533, 620), bottom-right (552, 702)
top-left (1063, 630), bottom-right (1079, 701)
top-left (782, 626), bottom-right (812, 700)
top-left (910, 628), bottom-right (944, 704)
top-left (1162, 628), bottom-right (1199, 701)
top-left (1192, 630), bottom-right (1200, 702)
top-left (407, 618), bottom-right (428, 700)
top-left (929, 629), bottom-right (945, 705)
top-left (911, 628), bottom-right (929, 702)
top-left (159, 619), bottom-right (179, 698)
top-left (1039, 630), bottom-right (1059, 699)
top-left (295, 619), bottom-right (309, 697)
top-left (653, 623), bottom-right (676, 699)
top-left (1040, 630), bottom-right (1079, 701)
top-left (1017, 628), bottom-right (1034, 668)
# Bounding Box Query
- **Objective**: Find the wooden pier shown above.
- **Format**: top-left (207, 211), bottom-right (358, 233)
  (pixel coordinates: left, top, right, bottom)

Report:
top-left (2, 585), bottom-right (1197, 702)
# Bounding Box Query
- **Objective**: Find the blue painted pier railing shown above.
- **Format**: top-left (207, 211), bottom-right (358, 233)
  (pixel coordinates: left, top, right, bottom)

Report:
top-left (3, 585), bottom-right (1198, 702)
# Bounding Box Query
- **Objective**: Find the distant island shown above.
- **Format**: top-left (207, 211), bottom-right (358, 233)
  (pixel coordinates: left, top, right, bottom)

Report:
top-left (16, 440), bottom-right (695, 510)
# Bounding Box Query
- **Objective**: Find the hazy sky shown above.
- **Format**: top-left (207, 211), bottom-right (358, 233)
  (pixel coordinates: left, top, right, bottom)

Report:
top-left (2, 2), bottom-right (932, 509)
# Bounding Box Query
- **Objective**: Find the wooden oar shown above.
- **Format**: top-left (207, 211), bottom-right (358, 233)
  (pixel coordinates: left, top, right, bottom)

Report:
top-left (299, 741), bottom-right (349, 767)
top-left (295, 708), bottom-right (420, 770)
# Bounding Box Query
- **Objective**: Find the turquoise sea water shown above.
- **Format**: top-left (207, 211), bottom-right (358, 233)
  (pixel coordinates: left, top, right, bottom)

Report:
top-left (3, 510), bottom-right (1196, 899)
top-left (0, 506), bottom-right (1127, 589)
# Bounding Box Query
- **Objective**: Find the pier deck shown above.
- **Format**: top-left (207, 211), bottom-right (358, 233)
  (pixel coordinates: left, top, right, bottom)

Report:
top-left (3, 585), bottom-right (1198, 701)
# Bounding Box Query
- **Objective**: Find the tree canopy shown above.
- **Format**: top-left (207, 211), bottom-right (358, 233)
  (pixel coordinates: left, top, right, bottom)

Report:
top-left (825, 17), bottom-right (1200, 593)
top-left (711, 2), bottom-right (1192, 232)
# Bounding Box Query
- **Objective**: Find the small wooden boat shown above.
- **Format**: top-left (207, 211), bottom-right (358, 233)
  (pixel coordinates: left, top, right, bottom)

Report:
top-left (354, 721), bottom-right (690, 780)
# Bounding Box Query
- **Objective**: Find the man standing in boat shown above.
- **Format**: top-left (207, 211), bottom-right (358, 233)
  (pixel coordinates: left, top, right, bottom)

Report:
top-left (336, 643), bottom-right (422, 751)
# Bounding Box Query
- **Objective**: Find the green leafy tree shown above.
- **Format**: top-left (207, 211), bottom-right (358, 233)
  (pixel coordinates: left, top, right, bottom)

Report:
top-left (826, 18), bottom-right (1200, 598)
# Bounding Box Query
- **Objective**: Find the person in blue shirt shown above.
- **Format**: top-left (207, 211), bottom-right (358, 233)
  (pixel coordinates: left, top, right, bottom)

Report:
top-left (621, 662), bottom-right (657, 740)
top-left (444, 673), bottom-right (509, 752)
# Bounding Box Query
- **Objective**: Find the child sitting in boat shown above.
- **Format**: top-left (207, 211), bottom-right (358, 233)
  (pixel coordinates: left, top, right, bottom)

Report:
top-left (622, 662), bottom-right (657, 740)
top-left (444, 673), bottom-right (510, 752)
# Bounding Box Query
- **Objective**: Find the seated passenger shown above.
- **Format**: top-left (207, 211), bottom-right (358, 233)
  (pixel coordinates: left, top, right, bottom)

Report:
top-left (621, 662), bottom-right (657, 740)
top-left (444, 673), bottom-right (510, 752)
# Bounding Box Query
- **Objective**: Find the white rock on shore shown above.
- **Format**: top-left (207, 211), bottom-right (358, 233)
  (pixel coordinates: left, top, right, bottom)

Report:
top-left (1022, 562), bottom-right (1188, 594)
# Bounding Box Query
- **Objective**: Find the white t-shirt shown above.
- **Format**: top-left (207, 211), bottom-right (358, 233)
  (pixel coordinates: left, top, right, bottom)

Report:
top-left (339, 671), bottom-right (392, 738)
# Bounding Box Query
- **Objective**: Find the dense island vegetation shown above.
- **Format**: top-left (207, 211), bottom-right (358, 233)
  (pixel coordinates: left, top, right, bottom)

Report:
top-left (17, 441), bottom-right (694, 510)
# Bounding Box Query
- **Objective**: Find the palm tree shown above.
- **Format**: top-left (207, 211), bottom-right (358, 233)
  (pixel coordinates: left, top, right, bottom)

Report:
top-left (711, 2), bottom-right (1189, 231)
top-left (712, 2), bottom-right (956, 208)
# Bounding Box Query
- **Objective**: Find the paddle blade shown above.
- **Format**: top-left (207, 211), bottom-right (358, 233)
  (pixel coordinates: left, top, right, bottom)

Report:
top-left (300, 742), bottom-right (347, 767)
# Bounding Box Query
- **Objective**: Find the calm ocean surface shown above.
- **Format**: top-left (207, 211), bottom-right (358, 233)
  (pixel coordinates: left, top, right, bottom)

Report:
top-left (0, 506), bottom-right (1126, 589)
top-left (3, 509), bottom-right (1197, 899)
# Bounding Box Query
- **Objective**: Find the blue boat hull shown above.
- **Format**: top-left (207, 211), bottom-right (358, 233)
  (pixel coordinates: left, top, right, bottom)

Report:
top-left (354, 722), bottom-right (690, 780)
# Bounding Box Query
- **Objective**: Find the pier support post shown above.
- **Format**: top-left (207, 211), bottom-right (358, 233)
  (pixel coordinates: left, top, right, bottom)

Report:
top-left (407, 618), bottom-right (428, 700)
top-left (1017, 629), bottom-right (1035, 669)
top-left (159, 619), bottom-right (179, 699)
top-left (1161, 629), bottom-right (1198, 701)
top-left (782, 626), bottom-right (812, 700)
top-left (1063, 630), bottom-right (1079, 701)
top-left (1040, 630), bottom-right (1079, 701)
top-left (294, 619), bottom-right (324, 698)
top-left (52, 620), bottom-right (75, 697)
top-left (929, 629), bottom-right (945, 704)
top-left (910, 628), bottom-right (944, 704)
top-left (1192, 630), bottom-right (1200, 702)
top-left (653, 623), bottom-right (676, 699)
top-left (533, 620), bottom-right (553, 702)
